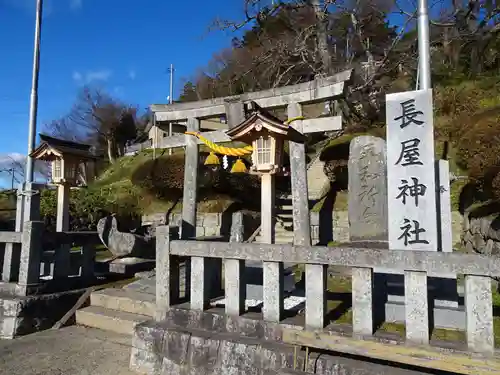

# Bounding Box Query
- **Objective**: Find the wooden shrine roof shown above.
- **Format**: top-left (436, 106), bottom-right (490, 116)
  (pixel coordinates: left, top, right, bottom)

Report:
top-left (226, 101), bottom-right (305, 143)
top-left (30, 134), bottom-right (97, 160)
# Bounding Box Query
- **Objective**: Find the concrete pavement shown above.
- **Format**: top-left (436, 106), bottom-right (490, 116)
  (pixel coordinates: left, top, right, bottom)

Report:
top-left (0, 326), bottom-right (138, 375)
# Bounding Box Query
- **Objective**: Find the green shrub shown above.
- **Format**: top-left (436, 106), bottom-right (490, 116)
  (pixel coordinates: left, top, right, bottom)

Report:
top-left (130, 152), bottom-right (290, 209)
top-left (40, 185), bottom-right (143, 231)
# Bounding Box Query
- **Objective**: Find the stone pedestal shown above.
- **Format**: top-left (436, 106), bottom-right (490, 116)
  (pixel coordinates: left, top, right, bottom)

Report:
top-left (0, 288), bottom-right (87, 339)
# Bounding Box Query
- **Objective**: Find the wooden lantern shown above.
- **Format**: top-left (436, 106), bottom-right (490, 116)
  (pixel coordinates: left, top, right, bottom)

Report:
top-left (30, 134), bottom-right (98, 186)
top-left (226, 102), bottom-right (304, 175)
top-left (50, 157), bottom-right (78, 184)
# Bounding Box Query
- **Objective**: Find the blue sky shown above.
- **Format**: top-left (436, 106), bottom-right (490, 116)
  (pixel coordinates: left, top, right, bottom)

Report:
top-left (0, 0), bottom-right (451, 187)
top-left (0, 0), bottom-right (246, 186)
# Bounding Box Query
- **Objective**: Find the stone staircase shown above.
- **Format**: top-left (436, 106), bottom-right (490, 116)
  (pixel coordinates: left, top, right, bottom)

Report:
top-left (75, 287), bottom-right (154, 336)
top-left (254, 194), bottom-right (295, 244)
top-left (75, 272), bottom-right (163, 336)
top-left (253, 153), bottom-right (329, 244)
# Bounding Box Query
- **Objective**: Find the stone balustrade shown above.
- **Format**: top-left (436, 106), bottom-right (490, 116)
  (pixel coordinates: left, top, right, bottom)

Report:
top-left (0, 222), bottom-right (103, 338)
top-left (0, 221), bottom-right (100, 296)
top-left (148, 216), bottom-right (500, 373)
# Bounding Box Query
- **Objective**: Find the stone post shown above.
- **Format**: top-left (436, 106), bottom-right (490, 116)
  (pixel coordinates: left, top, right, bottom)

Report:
top-left (22, 182), bottom-right (41, 222)
top-left (156, 225), bottom-right (173, 321)
top-left (465, 275), bottom-right (494, 353)
top-left (54, 183), bottom-right (70, 278)
top-left (225, 212), bottom-right (246, 316)
top-left (80, 243), bottom-right (95, 280)
top-left (2, 188), bottom-right (24, 282)
top-left (181, 117), bottom-right (199, 239)
top-left (288, 103), bottom-right (323, 327)
top-left (17, 221), bottom-right (44, 296)
top-left (287, 103), bottom-right (311, 246)
top-left (261, 173), bottom-right (284, 321)
top-left (436, 159), bottom-right (452, 253)
top-left (260, 174), bottom-right (275, 244)
top-left (3, 182), bottom-right (42, 283)
top-left (181, 117), bottom-right (199, 301)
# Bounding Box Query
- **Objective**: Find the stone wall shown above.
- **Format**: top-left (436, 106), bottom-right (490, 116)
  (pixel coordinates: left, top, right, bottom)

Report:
top-left (0, 289), bottom-right (85, 339)
top-left (131, 308), bottom-right (424, 375)
top-left (462, 211), bottom-right (500, 255)
top-left (310, 211), bottom-right (349, 243)
top-left (142, 212), bottom-right (260, 240)
top-left (310, 211), bottom-right (463, 245)
top-left (145, 211), bottom-right (463, 245)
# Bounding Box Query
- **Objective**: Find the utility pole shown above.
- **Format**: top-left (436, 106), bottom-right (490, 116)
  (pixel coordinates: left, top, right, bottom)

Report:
top-left (417, 0), bottom-right (431, 90)
top-left (25, 0), bottom-right (43, 183)
top-left (168, 64), bottom-right (174, 155)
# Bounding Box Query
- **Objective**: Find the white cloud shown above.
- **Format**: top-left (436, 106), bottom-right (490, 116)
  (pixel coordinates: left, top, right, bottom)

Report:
top-left (0, 153), bottom-right (24, 168)
top-left (70, 0), bottom-right (83, 11)
top-left (72, 69), bottom-right (112, 84)
top-left (0, 153), bottom-right (50, 187)
top-left (86, 70), bottom-right (112, 82)
top-left (0, 153), bottom-right (25, 187)
top-left (128, 70), bottom-right (136, 80)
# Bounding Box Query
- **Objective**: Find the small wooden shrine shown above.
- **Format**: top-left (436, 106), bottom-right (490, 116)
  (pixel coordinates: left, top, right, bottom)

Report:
top-left (30, 134), bottom-right (98, 186)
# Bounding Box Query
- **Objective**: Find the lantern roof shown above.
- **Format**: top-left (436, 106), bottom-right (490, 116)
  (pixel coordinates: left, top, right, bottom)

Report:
top-left (226, 101), bottom-right (305, 144)
top-left (30, 134), bottom-right (97, 161)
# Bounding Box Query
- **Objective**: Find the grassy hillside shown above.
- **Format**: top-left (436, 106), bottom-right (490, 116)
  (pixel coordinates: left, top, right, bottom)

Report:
top-left (91, 149), bottom-right (245, 215)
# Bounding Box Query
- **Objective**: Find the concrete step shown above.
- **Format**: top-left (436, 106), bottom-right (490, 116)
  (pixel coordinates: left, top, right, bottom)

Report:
top-left (76, 305), bottom-right (151, 336)
top-left (91, 288), bottom-right (155, 317)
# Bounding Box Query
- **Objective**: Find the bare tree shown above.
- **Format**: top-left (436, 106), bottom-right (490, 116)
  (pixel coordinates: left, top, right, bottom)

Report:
top-left (45, 87), bottom-right (140, 163)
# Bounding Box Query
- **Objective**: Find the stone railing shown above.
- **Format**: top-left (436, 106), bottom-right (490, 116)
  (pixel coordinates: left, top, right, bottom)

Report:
top-left (147, 218), bottom-right (500, 374)
top-left (0, 221), bottom-right (101, 296)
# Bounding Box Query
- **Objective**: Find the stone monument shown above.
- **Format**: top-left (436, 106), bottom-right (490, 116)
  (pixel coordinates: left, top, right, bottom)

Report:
top-left (385, 89), bottom-right (461, 330)
top-left (348, 135), bottom-right (388, 242)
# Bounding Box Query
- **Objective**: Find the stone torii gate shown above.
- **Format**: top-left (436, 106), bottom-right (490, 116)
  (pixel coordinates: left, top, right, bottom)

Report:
top-left (150, 69), bottom-right (353, 247)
